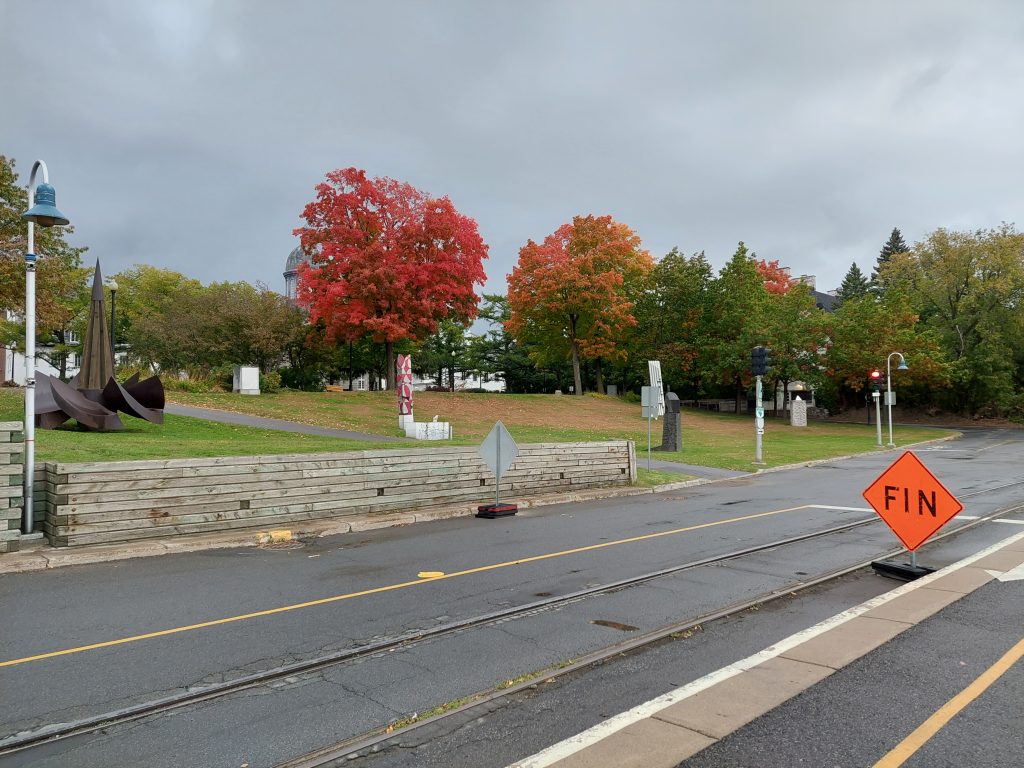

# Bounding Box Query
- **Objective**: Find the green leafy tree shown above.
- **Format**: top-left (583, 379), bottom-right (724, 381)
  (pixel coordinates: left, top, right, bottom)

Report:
top-left (833, 262), bottom-right (871, 309)
top-left (634, 248), bottom-right (714, 396)
top-left (708, 242), bottom-right (768, 411)
top-left (127, 277), bottom-right (304, 375)
top-left (823, 294), bottom-right (948, 411)
top-left (464, 294), bottom-right (563, 393)
top-left (762, 284), bottom-right (829, 413)
top-left (113, 266), bottom-right (203, 370)
top-left (880, 225), bottom-right (1024, 413)
top-left (414, 318), bottom-right (468, 390)
top-left (871, 227), bottom-right (909, 292)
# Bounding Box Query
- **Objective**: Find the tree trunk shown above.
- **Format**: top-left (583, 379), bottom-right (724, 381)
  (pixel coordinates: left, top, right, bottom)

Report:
top-left (734, 376), bottom-right (743, 414)
top-left (448, 362), bottom-right (455, 392)
top-left (571, 341), bottom-right (583, 395)
top-left (385, 341), bottom-right (395, 391)
top-left (595, 358), bottom-right (604, 395)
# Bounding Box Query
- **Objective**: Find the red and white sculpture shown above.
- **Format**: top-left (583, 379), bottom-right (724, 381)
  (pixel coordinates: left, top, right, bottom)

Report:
top-left (397, 354), bottom-right (414, 429)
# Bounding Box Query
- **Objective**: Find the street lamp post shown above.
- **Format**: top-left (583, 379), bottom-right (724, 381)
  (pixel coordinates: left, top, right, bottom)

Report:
top-left (886, 352), bottom-right (908, 448)
top-left (20, 161), bottom-right (71, 535)
top-left (107, 279), bottom-right (118, 353)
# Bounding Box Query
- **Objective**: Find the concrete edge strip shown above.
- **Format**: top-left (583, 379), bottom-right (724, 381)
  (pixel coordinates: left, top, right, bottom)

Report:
top-left (507, 527), bottom-right (1024, 768)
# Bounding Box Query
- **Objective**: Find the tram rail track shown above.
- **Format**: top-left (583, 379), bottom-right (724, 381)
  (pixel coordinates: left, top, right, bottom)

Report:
top-left (2, 498), bottom-right (1020, 762)
top-left (277, 502), bottom-right (1024, 768)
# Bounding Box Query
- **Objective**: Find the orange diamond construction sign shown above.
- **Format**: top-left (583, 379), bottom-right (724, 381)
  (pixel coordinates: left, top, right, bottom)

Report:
top-left (863, 451), bottom-right (964, 551)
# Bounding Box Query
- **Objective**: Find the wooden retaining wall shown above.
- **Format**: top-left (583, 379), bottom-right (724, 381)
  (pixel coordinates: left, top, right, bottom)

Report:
top-left (40, 441), bottom-right (636, 547)
top-left (0, 422), bottom-right (25, 553)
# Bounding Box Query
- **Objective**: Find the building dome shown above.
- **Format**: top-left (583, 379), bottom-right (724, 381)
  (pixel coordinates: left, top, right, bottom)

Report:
top-left (285, 246), bottom-right (310, 275)
top-left (283, 245), bottom-right (312, 300)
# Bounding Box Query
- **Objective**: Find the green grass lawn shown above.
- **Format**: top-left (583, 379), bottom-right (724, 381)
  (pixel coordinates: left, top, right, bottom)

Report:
top-left (0, 387), bottom-right (957, 468)
top-left (0, 389), bottom-right (407, 464)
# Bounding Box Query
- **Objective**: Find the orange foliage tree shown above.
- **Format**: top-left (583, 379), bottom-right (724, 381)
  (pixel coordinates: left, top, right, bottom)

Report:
top-left (506, 215), bottom-right (652, 395)
top-left (756, 259), bottom-right (797, 294)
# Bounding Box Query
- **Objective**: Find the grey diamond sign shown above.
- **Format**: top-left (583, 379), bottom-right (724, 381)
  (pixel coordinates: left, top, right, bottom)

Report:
top-left (479, 420), bottom-right (519, 480)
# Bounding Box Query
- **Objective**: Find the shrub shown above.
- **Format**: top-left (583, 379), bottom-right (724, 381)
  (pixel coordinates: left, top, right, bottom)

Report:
top-left (163, 377), bottom-right (214, 393)
top-left (279, 367), bottom-right (326, 392)
top-left (260, 371), bottom-right (282, 393)
top-left (210, 364), bottom-right (235, 392)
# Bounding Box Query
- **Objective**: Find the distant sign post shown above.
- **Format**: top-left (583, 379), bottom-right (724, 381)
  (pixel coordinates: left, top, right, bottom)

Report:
top-left (477, 421), bottom-right (520, 518)
top-left (641, 386), bottom-right (655, 470)
top-left (863, 451), bottom-right (964, 580)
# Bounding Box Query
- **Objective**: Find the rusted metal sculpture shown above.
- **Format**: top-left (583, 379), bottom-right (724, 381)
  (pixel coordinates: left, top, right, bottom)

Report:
top-left (35, 260), bottom-right (164, 431)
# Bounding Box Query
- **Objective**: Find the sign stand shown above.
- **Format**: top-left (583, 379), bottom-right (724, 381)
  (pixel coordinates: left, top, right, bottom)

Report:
top-left (862, 451), bottom-right (963, 581)
top-left (476, 421), bottom-right (520, 518)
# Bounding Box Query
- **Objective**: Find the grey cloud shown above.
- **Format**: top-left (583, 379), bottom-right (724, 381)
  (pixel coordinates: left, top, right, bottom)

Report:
top-left (3, 0), bottom-right (1023, 298)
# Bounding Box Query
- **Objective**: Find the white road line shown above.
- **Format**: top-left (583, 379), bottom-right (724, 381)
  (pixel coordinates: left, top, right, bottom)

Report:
top-left (812, 505), bottom-right (873, 512)
top-left (997, 563), bottom-right (1024, 582)
top-left (995, 518), bottom-right (1024, 525)
top-left (507, 530), bottom-right (1024, 768)
top-left (957, 515), bottom-right (981, 520)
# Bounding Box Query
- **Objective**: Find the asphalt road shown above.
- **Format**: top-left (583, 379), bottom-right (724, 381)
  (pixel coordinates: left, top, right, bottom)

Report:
top-left (1, 428), bottom-right (1022, 767)
top-left (680, 576), bottom-right (1024, 768)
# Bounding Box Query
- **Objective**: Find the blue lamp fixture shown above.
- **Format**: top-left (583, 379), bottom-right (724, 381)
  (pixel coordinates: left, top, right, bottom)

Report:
top-left (22, 182), bottom-right (70, 228)
top-left (20, 160), bottom-right (71, 538)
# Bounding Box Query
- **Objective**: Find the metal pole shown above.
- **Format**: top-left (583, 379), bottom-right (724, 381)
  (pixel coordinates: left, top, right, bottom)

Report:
top-left (910, 550), bottom-right (917, 568)
top-left (754, 375), bottom-right (764, 464)
top-left (23, 161), bottom-right (48, 534)
top-left (886, 354), bottom-right (895, 448)
top-left (495, 435), bottom-right (501, 507)
top-left (109, 287), bottom-right (117, 352)
top-left (647, 408), bottom-right (652, 471)
top-left (873, 391), bottom-right (882, 447)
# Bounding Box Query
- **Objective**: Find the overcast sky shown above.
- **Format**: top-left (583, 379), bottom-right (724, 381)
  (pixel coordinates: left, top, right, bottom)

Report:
top-left (3, 1), bottom-right (1023, 298)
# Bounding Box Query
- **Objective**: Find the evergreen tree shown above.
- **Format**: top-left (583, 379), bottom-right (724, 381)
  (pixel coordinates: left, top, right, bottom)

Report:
top-left (833, 262), bottom-right (871, 308)
top-left (872, 227), bottom-right (909, 284)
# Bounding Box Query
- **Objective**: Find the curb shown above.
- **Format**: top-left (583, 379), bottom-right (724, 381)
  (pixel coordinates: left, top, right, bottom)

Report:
top-left (0, 433), bottom-right (961, 575)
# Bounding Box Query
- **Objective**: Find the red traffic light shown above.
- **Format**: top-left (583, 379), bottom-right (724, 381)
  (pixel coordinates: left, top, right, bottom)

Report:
top-left (870, 369), bottom-right (882, 380)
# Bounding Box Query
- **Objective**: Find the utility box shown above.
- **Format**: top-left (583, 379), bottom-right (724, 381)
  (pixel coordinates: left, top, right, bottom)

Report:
top-left (233, 366), bottom-right (260, 396)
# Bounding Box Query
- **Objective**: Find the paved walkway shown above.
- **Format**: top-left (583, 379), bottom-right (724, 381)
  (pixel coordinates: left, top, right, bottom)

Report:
top-left (166, 405), bottom-right (738, 478)
top-left (164, 403), bottom-right (399, 442)
top-left (641, 457), bottom-right (747, 480)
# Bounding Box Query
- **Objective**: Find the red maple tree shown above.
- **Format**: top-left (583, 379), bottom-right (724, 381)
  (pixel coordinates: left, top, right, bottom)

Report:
top-left (294, 168), bottom-right (488, 389)
top-left (756, 259), bottom-right (797, 294)
top-left (506, 215), bottom-right (652, 395)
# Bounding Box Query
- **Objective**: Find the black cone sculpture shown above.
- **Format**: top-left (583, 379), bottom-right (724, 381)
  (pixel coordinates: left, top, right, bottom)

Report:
top-left (35, 260), bottom-right (164, 431)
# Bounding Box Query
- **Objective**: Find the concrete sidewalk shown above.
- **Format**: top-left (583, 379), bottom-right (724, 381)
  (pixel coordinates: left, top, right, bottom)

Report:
top-left (164, 403), bottom-right (400, 441)
top-left (514, 529), bottom-right (1024, 768)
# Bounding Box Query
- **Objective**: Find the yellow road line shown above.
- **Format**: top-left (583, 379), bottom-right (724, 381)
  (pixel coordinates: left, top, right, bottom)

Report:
top-left (874, 636), bottom-right (1024, 767)
top-left (1, 504), bottom-right (814, 669)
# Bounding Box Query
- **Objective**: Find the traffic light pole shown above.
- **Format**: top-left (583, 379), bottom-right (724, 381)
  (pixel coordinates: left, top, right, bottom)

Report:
top-left (754, 374), bottom-right (765, 465)
top-left (873, 391), bottom-right (882, 447)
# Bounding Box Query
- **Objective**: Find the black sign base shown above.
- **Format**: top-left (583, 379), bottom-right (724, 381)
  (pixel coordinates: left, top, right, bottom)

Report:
top-left (476, 503), bottom-right (518, 519)
top-left (871, 559), bottom-right (935, 582)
